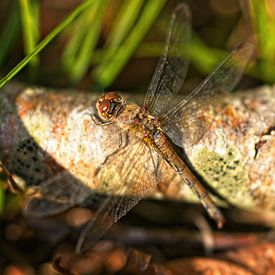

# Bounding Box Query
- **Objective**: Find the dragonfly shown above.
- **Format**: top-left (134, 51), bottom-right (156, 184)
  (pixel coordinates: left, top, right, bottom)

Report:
top-left (75, 4), bottom-right (254, 253)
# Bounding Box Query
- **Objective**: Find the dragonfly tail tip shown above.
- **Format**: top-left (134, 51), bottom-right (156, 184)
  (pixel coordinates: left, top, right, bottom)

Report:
top-left (217, 218), bottom-right (225, 229)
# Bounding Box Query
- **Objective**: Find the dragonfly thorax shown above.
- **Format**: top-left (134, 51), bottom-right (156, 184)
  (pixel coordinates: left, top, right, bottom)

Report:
top-left (116, 103), bottom-right (161, 146)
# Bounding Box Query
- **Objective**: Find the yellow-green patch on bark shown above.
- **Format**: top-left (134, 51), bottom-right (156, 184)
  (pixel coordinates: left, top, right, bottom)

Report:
top-left (191, 146), bottom-right (255, 209)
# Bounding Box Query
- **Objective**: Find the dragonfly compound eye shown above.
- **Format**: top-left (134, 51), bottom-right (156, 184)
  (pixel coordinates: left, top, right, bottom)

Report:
top-left (97, 100), bottom-right (110, 115)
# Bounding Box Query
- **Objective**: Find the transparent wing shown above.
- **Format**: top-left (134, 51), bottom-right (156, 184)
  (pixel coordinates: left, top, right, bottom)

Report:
top-left (24, 197), bottom-right (73, 217)
top-left (22, 109), bottom-right (123, 217)
top-left (144, 4), bottom-right (191, 116)
top-left (161, 42), bottom-right (255, 148)
top-left (75, 138), bottom-right (160, 254)
top-left (23, 171), bottom-right (93, 217)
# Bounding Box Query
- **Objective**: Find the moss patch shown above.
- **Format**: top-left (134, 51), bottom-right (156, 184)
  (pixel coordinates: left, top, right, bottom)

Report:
top-left (191, 146), bottom-right (255, 209)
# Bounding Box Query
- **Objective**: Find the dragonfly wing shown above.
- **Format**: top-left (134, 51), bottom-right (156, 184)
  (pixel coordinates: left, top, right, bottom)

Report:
top-left (23, 171), bottom-right (93, 217)
top-left (144, 4), bottom-right (191, 117)
top-left (24, 197), bottom-right (73, 217)
top-left (161, 42), bottom-right (255, 148)
top-left (75, 139), bottom-right (160, 254)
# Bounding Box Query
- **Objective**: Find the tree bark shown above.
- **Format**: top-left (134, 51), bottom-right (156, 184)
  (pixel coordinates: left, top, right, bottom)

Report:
top-left (0, 83), bottom-right (274, 214)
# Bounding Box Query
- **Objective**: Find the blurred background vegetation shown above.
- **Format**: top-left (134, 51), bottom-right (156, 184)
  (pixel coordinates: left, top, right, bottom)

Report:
top-left (0, 0), bottom-right (275, 94)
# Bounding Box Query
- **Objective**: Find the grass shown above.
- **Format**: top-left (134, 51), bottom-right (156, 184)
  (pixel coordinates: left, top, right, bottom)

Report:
top-left (93, 0), bottom-right (166, 87)
top-left (0, 2), bottom-right (20, 67)
top-left (18, 0), bottom-right (40, 68)
top-left (1, 0), bottom-right (275, 89)
top-left (0, 0), bottom-right (98, 88)
top-left (62, 0), bottom-right (109, 83)
top-left (249, 0), bottom-right (275, 83)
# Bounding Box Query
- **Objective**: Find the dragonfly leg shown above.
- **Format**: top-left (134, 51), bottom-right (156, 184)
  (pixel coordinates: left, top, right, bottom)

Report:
top-left (0, 160), bottom-right (24, 193)
top-left (85, 112), bottom-right (127, 165)
top-left (101, 129), bottom-right (128, 165)
top-left (90, 113), bottom-right (112, 126)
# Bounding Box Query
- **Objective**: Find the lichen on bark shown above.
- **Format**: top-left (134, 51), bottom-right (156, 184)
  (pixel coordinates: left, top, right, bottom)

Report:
top-left (0, 83), bottom-right (274, 214)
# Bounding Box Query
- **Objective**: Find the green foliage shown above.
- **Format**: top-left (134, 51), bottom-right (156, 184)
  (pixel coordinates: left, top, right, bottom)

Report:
top-left (92, 0), bottom-right (146, 85)
top-left (0, 0), bottom-right (97, 88)
top-left (62, 0), bottom-right (109, 83)
top-left (93, 0), bottom-right (165, 87)
top-left (0, 0), bottom-right (275, 90)
top-left (18, 0), bottom-right (40, 68)
top-left (0, 2), bottom-right (20, 67)
top-left (249, 0), bottom-right (275, 83)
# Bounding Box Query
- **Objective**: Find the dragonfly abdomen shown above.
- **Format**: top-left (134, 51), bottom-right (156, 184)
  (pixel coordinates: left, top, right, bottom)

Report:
top-left (153, 129), bottom-right (225, 228)
top-left (153, 130), bottom-right (181, 168)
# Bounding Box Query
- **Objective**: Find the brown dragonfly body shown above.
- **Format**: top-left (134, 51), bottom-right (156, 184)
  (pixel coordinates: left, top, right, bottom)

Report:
top-left (96, 92), bottom-right (224, 228)
top-left (75, 1), bottom-right (253, 251)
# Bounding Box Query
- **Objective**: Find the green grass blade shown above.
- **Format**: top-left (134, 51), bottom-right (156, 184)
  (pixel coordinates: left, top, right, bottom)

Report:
top-left (95, 0), bottom-right (166, 87)
top-left (18, 0), bottom-right (40, 67)
top-left (94, 0), bottom-right (144, 80)
top-left (106, 0), bottom-right (144, 47)
top-left (62, 0), bottom-right (109, 83)
top-left (135, 36), bottom-right (224, 74)
top-left (249, 0), bottom-right (275, 82)
top-left (105, 0), bottom-right (144, 49)
top-left (61, 19), bottom-right (87, 70)
top-left (135, 34), bottom-right (257, 79)
top-left (0, 0), bottom-right (97, 89)
top-left (0, 3), bottom-right (20, 66)
top-left (188, 35), bottom-right (225, 74)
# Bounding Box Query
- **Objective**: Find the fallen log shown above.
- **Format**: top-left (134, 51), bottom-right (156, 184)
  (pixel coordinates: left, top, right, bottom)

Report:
top-left (0, 83), bottom-right (274, 217)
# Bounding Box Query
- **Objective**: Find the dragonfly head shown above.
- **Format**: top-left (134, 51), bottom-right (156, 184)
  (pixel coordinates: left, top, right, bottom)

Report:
top-left (96, 92), bottom-right (126, 121)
